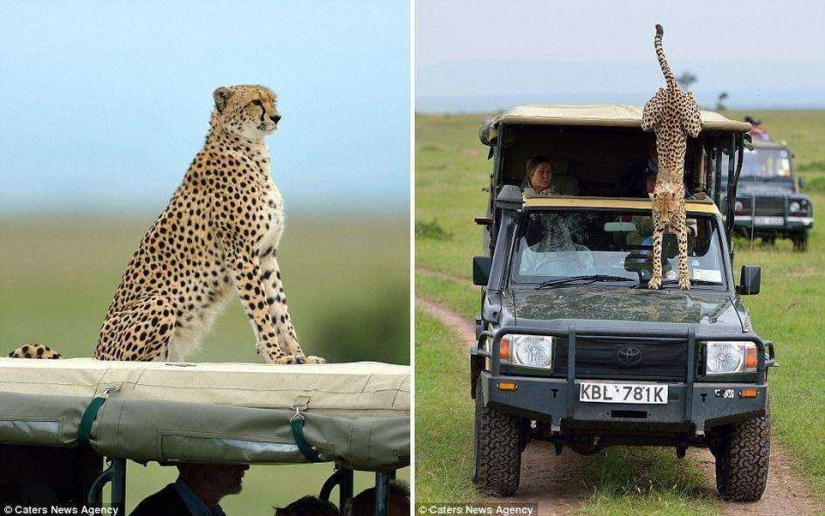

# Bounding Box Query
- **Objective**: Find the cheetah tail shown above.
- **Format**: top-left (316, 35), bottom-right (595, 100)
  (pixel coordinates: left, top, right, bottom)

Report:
top-left (654, 23), bottom-right (678, 91)
top-left (7, 344), bottom-right (64, 359)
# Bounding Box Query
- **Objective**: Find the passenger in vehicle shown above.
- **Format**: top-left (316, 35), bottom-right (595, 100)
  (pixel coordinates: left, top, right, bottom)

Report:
top-left (130, 463), bottom-right (249, 516)
top-left (522, 155), bottom-right (579, 197)
top-left (745, 116), bottom-right (770, 141)
top-left (616, 144), bottom-right (704, 199)
top-left (345, 479), bottom-right (410, 516)
top-left (519, 213), bottom-right (595, 276)
top-left (275, 495), bottom-right (338, 516)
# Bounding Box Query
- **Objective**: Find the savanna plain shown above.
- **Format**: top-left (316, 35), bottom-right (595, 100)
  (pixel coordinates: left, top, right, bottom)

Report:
top-left (415, 110), bottom-right (825, 515)
top-left (0, 214), bottom-right (409, 513)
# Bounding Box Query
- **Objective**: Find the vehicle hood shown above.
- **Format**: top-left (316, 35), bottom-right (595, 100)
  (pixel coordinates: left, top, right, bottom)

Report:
top-left (736, 180), bottom-right (794, 196)
top-left (504, 287), bottom-right (745, 330)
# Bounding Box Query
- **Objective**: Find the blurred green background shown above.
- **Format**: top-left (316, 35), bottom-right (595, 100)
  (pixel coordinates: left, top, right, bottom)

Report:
top-left (0, 212), bottom-right (410, 512)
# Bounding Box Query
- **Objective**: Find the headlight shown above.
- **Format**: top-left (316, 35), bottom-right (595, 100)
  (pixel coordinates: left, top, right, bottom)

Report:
top-left (734, 200), bottom-right (744, 212)
top-left (497, 334), bottom-right (553, 368)
top-left (705, 341), bottom-right (758, 374)
top-left (789, 201), bottom-right (801, 213)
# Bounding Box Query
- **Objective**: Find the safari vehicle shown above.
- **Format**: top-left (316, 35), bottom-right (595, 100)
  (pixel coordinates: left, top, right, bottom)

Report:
top-left (721, 139), bottom-right (814, 250)
top-left (0, 359), bottom-right (409, 514)
top-left (470, 105), bottom-right (776, 502)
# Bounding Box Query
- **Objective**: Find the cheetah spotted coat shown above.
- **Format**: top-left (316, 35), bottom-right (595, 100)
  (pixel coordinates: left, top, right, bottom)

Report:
top-left (10, 85), bottom-right (323, 365)
top-left (641, 24), bottom-right (702, 290)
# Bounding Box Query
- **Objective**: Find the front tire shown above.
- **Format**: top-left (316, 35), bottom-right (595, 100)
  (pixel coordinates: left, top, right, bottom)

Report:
top-left (473, 378), bottom-right (522, 496)
top-left (714, 414), bottom-right (771, 502)
top-left (791, 231), bottom-right (808, 251)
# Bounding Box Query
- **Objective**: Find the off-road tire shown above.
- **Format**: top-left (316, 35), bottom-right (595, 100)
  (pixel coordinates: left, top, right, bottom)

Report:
top-left (714, 414), bottom-right (771, 502)
top-left (791, 231), bottom-right (808, 251)
top-left (473, 378), bottom-right (521, 496)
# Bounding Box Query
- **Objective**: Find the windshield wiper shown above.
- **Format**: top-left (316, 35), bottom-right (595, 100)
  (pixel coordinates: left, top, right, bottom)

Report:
top-left (657, 279), bottom-right (724, 287)
top-left (536, 275), bottom-right (635, 289)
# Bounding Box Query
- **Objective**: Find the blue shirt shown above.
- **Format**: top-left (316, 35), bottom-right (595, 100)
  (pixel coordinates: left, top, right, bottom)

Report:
top-left (173, 479), bottom-right (227, 516)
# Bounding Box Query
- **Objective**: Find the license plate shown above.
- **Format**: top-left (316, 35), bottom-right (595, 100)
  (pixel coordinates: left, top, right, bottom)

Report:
top-left (579, 382), bottom-right (667, 404)
top-left (754, 216), bottom-right (784, 226)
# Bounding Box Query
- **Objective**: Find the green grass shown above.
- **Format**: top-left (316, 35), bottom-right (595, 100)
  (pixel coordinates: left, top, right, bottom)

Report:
top-left (415, 111), bottom-right (825, 511)
top-left (0, 215), bottom-right (410, 365)
top-left (576, 447), bottom-right (719, 516)
top-left (0, 213), bottom-right (410, 511)
top-left (414, 309), bottom-right (483, 503)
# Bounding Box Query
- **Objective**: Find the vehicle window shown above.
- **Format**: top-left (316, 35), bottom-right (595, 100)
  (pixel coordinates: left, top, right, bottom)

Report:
top-left (511, 210), bottom-right (727, 288)
top-left (722, 147), bottom-right (792, 179)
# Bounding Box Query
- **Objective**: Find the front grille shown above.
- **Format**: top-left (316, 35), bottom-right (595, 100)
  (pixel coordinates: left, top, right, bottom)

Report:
top-left (553, 337), bottom-right (688, 381)
top-left (741, 196), bottom-right (785, 216)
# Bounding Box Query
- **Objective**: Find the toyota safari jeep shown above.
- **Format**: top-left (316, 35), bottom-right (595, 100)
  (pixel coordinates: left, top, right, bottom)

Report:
top-left (470, 106), bottom-right (777, 502)
top-left (722, 139), bottom-right (814, 250)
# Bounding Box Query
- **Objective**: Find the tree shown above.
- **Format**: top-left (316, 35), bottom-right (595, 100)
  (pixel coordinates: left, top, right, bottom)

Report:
top-left (676, 71), bottom-right (697, 90)
top-left (716, 92), bottom-right (729, 111)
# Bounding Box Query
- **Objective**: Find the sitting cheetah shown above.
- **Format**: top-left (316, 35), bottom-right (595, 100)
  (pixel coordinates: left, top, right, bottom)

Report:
top-left (641, 24), bottom-right (702, 290)
top-left (10, 85), bottom-right (323, 365)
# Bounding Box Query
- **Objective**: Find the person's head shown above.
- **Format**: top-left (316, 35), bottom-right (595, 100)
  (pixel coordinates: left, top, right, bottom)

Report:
top-left (176, 463), bottom-right (250, 507)
top-left (275, 495), bottom-right (338, 516)
top-left (536, 213), bottom-right (575, 249)
top-left (345, 479), bottom-right (410, 516)
top-left (525, 156), bottom-right (553, 193)
top-left (645, 171), bottom-right (657, 194)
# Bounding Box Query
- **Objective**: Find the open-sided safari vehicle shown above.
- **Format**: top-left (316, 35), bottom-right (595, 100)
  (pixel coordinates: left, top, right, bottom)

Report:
top-left (471, 105), bottom-right (777, 502)
top-left (0, 359), bottom-right (409, 514)
top-left (721, 138), bottom-right (814, 250)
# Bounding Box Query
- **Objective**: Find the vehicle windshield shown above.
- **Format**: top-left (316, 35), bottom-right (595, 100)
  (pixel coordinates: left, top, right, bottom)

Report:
top-left (510, 209), bottom-right (728, 289)
top-left (722, 146), bottom-right (792, 180)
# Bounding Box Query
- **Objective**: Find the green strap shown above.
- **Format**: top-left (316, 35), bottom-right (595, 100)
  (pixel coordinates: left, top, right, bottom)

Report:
top-left (78, 386), bottom-right (120, 446)
top-left (78, 396), bottom-right (107, 446)
top-left (290, 417), bottom-right (323, 462)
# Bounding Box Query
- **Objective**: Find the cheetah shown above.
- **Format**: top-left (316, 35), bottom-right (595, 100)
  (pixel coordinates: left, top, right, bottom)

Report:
top-left (9, 86), bottom-right (323, 365)
top-left (641, 24), bottom-right (702, 290)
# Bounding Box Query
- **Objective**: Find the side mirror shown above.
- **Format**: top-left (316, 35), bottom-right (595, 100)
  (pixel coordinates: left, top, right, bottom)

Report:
top-left (495, 185), bottom-right (524, 212)
top-left (798, 177), bottom-right (805, 191)
top-left (737, 265), bottom-right (761, 295)
top-left (473, 256), bottom-right (492, 286)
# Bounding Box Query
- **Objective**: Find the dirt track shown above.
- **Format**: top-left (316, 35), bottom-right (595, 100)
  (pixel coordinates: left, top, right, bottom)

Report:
top-left (416, 295), bottom-right (823, 516)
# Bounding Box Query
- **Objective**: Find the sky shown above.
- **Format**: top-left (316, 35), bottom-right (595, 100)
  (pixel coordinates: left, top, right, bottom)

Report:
top-left (416, 0), bottom-right (825, 111)
top-left (0, 1), bottom-right (410, 215)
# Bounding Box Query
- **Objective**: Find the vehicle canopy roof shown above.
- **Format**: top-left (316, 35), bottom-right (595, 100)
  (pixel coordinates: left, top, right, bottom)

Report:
top-left (750, 139), bottom-right (790, 150)
top-left (0, 359), bottom-right (410, 471)
top-left (483, 104), bottom-right (752, 134)
top-left (479, 104), bottom-right (751, 201)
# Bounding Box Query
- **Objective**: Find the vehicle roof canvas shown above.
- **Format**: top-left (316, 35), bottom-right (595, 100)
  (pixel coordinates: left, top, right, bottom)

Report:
top-left (0, 359), bottom-right (410, 471)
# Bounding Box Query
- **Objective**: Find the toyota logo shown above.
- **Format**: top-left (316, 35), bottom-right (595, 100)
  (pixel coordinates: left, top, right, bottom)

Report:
top-left (617, 346), bottom-right (643, 366)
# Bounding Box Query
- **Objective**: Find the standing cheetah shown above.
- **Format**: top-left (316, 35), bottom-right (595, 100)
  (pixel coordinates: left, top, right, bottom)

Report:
top-left (10, 85), bottom-right (323, 364)
top-left (641, 24), bottom-right (702, 290)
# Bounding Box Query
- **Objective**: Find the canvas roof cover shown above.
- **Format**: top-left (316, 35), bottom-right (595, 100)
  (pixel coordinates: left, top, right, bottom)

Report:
top-left (0, 359), bottom-right (410, 471)
top-left (493, 104), bottom-right (753, 131)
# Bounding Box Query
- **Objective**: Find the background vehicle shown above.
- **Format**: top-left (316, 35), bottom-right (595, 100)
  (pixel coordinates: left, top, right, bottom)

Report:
top-left (471, 105), bottom-right (776, 502)
top-left (722, 139), bottom-right (814, 250)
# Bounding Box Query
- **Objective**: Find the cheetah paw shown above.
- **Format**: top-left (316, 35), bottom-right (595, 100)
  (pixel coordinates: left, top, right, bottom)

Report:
top-left (303, 355), bottom-right (326, 364)
top-left (271, 355), bottom-right (299, 365)
top-left (648, 276), bottom-right (662, 290)
top-left (679, 278), bottom-right (691, 290)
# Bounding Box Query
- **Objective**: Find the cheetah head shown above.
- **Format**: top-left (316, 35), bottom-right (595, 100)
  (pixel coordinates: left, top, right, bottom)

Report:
top-left (649, 187), bottom-right (683, 228)
top-left (211, 85), bottom-right (280, 141)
